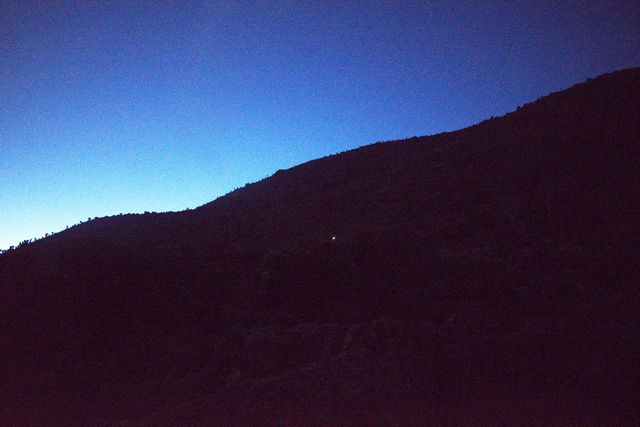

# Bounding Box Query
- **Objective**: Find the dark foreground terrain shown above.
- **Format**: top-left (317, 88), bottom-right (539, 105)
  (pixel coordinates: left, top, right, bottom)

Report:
top-left (2, 69), bottom-right (639, 425)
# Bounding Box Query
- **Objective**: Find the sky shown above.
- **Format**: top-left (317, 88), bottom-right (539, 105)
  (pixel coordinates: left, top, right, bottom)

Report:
top-left (1, 0), bottom-right (639, 250)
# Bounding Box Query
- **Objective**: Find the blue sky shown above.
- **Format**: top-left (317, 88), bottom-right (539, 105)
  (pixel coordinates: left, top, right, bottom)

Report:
top-left (1, 0), bottom-right (639, 249)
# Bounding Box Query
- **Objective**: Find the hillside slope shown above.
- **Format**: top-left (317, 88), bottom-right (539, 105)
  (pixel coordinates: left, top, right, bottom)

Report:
top-left (1, 68), bottom-right (639, 424)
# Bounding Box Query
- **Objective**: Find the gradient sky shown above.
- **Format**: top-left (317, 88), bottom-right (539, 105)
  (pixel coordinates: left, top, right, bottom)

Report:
top-left (1, 0), bottom-right (639, 250)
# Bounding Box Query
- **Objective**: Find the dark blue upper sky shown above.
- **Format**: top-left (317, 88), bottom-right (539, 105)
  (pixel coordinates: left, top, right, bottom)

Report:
top-left (1, 0), bottom-right (639, 249)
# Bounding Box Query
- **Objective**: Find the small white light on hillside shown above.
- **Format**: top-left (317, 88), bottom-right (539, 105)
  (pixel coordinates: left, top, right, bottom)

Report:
top-left (331, 236), bottom-right (336, 240)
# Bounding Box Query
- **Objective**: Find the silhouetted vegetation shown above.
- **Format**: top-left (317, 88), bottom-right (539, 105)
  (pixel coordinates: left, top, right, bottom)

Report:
top-left (1, 69), bottom-right (639, 425)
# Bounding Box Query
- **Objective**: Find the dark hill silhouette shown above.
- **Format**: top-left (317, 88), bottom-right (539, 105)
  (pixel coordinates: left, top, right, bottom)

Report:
top-left (1, 68), bottom-right (639, 424)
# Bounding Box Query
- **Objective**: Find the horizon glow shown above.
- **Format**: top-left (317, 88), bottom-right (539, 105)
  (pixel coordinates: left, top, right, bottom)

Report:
top-left (1, 0), bottom-right (639, 250)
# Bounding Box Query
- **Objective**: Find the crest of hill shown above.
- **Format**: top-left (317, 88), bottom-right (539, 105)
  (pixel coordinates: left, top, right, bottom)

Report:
top-left (2, 67), bottom-right (637, 254)
top-left (200, 67), bottom-right (639, 210)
